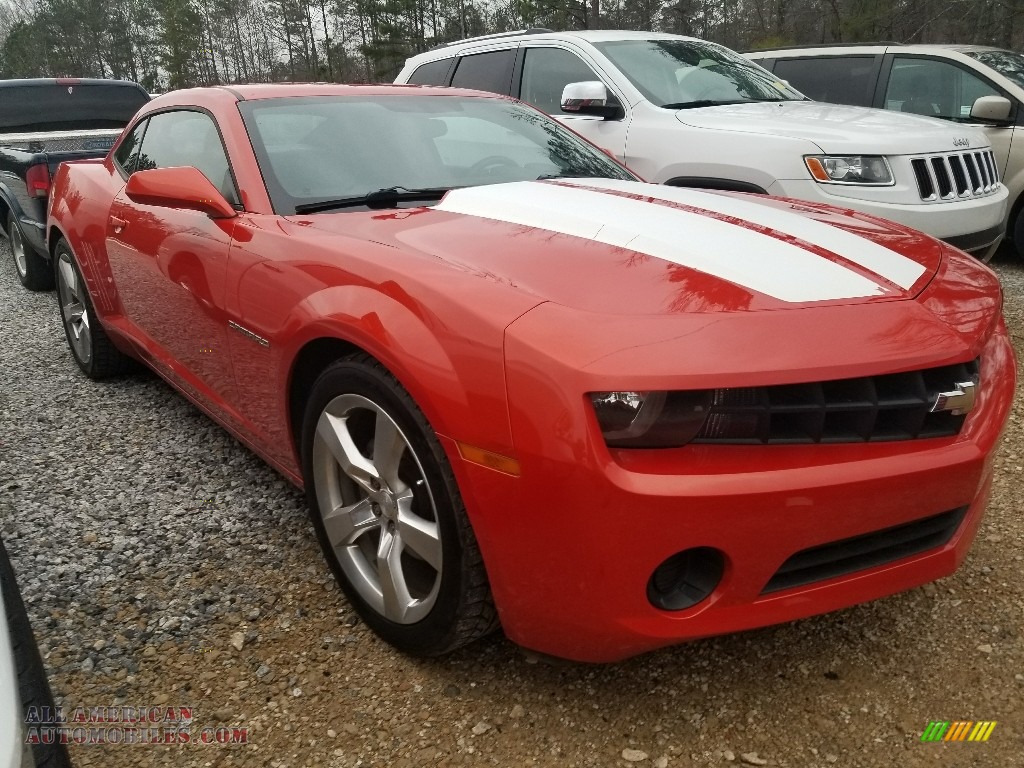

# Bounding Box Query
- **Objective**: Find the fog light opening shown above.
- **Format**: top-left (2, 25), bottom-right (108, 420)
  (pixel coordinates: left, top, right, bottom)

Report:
top-left (647, 547), bottom-right (724, 611)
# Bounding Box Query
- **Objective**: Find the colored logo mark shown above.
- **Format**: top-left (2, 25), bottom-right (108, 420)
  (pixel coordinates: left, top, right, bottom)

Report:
top-left (921, 721), bottom-right (997, 742)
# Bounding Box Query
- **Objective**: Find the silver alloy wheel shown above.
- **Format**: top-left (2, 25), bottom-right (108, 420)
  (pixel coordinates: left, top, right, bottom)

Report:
top-left (9, 219), bottom-right (27, 278)
top-left (56, 254), bottom-right (92, 365)
top-left (312, 393), bottom-right (443, 624)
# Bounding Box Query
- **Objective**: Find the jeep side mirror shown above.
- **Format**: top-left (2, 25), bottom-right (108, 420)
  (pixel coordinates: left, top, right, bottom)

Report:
top-left (970, 95), bottom-right (1012, 124)
top-left (561, 81), bottom-right (624, 120)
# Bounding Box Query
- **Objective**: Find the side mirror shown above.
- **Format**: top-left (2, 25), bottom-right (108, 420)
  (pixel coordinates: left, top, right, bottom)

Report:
top-left (970, 95), bottom-right (1012, 124)
top-left (125, 166), bottom-right (237, 219)
top-left (561, 81), bottom-right (624, 120)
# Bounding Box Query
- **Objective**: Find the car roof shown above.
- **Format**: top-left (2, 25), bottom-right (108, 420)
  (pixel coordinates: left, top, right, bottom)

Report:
top-left (147, 82), bottom-right (514, 108)
top-left (0, 77), bottom-right (146, 89)
top-left (749, 42), bottom-right (1011, 55)
top-left (418, 29), bottom-right (703, 55)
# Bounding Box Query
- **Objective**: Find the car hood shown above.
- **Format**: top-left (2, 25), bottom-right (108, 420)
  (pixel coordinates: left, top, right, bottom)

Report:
top-left (674, 100), bottom-right (989, 154)
top-left (295, 179), bottom-right (945, 315)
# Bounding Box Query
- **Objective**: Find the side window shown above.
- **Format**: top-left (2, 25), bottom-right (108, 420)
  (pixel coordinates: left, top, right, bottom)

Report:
top-left (520, 47), bottom-right (605, 115)
top-left (886, 57), bottom-right (1001, 120)
top-left (772, 57), bottom-right (877, 107)
top-left (449, 50), bottom-right (516, 95)
top-left (407, 58), bottom-right (453, 86)
top-left (113, 120), bottom-right (147, 175)
top-left (137, 110), bottom-right (240, 207)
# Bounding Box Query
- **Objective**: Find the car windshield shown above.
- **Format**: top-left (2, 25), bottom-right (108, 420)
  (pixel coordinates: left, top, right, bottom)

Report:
top-left (965, 49), bottom-right (1024, 90)
top-left (239, 94), bottom-right (636, 214)
top-left (593, 39), bottom-right (805, 109)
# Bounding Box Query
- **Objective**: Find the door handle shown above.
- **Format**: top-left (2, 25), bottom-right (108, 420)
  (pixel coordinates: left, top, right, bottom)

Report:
top-left (109, 216), bottom-right (127, 232)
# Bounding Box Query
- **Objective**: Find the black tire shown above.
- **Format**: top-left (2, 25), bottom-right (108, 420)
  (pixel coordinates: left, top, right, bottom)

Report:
top-left (301, 353), bottom-right (498, 656)
top-left (0, 538), bottom-right (73, 768)
top-left (1013, 208), bottom-right (1024, 260)
top-left (54, 238), bottom-right (132, 379)
top-left (7, 211), bottom-right (54, 291)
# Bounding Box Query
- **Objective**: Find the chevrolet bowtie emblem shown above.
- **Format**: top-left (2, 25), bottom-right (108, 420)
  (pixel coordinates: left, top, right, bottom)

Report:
top-left (931, 380), bottom-right (978, 415)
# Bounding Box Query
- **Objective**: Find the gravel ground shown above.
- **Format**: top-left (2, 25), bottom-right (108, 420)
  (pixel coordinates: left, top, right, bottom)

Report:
top-left (0, 235), bottom-right (1022, 768)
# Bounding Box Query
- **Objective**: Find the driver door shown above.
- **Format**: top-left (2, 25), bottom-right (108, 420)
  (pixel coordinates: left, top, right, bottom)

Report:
top-left (517, 46), bottom-right (630, 166)
top-left (105, 109), bottom-right (241, 407)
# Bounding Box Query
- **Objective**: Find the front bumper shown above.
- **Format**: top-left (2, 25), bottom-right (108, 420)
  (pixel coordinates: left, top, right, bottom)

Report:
top-left (447, 313), bottom-right (1015, 663)
top-left (768, 178), bottom-right (1008, 248)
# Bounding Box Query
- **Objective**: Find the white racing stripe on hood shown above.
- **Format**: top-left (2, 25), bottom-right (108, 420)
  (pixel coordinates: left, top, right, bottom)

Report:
top-left (561, 178), bottom-right (927, 289)
top-left (435, 182), bottom-right (887, 303)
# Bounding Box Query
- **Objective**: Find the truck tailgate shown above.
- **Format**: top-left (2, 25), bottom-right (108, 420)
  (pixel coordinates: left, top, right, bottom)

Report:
top-left (0, 129), bottom-right (121, 154)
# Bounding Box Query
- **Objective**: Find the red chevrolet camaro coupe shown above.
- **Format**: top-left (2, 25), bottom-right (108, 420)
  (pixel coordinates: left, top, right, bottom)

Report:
top-left (46, 84), bottom-right (1015, 662)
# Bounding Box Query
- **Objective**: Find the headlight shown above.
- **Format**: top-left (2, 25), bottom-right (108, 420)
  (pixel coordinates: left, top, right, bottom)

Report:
top-left (805, 155), bottom-right (893, 185)
top-left (590, 391), bottom-right (711, 448)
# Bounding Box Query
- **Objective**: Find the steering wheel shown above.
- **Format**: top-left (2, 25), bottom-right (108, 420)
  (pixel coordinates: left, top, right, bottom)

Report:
top-left (470, 155), bottom-right (520, 176)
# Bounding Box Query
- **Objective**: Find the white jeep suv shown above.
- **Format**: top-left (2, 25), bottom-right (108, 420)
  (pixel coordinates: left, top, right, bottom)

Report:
top-left (746, 43), bottom-right (1024, 255)
top-left (397, 30), bottom-right (1008, 259)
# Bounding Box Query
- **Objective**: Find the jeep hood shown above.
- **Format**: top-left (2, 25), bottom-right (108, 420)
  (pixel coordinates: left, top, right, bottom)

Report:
top-left (674, 100), bottom-right (989, 155)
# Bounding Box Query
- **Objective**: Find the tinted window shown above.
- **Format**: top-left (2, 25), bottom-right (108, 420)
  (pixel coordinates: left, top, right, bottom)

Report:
top-left (408, 59), bottom-right (453, 85)
top-left (238, 94), bottom-right (635, 214)
top-left (450, 50), bottom-right (516, 94)
top-left (114, 120), bottom-right (147, 175)
top-left (521, 48), bottom-right (603, 115)
top-left (0, 82), bottom-right (149, 132)
top-left (137, 110), bottom-right (239, 206)
top-left (773, 57), bottom-right (877, 107)
top-left (886, 57), bottom-right (1000, 121)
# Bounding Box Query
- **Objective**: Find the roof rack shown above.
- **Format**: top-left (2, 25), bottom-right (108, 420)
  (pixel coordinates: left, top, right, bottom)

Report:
top-left (743, 41), bottom-right (901, 53)
top-left (430, 28), bottom-right (553, 51)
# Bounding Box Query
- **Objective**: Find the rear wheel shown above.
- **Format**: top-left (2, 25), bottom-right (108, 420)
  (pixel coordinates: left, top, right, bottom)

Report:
top-left (54, 240), bottom-right (131, 379)
top-left (301, 354), bottom-right (498, 656)
top-left (7, 211), bottom-right (53, 290)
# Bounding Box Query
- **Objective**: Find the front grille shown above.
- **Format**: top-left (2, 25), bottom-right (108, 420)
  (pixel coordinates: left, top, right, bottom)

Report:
top-left (694, 359), bottom-right (979, 444)
top-left (911, 150), bottom-right (999, 201)
top-left (761, 506), bottom-right (967, 594)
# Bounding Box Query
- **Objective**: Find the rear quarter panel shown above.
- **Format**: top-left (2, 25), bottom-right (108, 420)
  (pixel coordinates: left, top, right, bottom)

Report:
top-left (48, 159), bottom-right (124, 315)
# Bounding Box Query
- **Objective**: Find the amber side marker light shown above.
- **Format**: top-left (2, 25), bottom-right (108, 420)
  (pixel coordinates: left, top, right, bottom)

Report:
top-left (456, 443), bottom-right (521, 477)
top-left (804, 157), bottom-right (832, 182)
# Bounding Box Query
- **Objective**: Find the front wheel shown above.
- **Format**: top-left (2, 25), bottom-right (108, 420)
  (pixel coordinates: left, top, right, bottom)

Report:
top-left (7, 211), bottom-right (53, 291)
top-left (1013, 208), bottom-right (1024, 260)
top-left (301, 354), bottom-right (498, 656)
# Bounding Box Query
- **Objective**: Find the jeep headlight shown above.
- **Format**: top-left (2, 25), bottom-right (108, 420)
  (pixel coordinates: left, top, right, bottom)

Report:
top-left (805, 155), bottom-right (893, 185)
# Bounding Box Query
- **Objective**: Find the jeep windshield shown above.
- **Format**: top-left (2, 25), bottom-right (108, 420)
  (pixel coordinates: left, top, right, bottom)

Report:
top-left (965, 49), bottom-right (1024, 90)
top-left (240, 94), bottom-right (637, 215)
top-left (593, 39), bottom-right (806, 109)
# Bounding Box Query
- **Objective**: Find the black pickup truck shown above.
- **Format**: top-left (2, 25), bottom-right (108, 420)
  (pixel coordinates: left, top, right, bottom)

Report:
top-left (1, 78), bottom-right (149, 289)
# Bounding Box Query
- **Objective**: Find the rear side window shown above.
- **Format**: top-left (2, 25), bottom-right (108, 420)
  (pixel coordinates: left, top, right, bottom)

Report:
top-left (450, 50), bottom-right (516, 95)
top-left (773, 57), bottom-right (878, 107)
top-left (114, 120), bottom-right (147, 175)
top-left (408, 59), bottom-right (453, 86)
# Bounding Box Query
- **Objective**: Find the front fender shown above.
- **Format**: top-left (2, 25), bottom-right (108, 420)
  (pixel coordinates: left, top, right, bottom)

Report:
top-left (280, 284), bottom-right (479, 445)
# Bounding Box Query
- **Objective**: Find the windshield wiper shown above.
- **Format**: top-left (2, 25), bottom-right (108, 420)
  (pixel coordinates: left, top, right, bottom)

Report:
top-left (293, 186), bottom-right (453, 214)
top-left (536, 172), bottom-right (595, 180)
top-left (663, 98), bottom-right (790, 109)
top-left (661, 100), bottom-right (736, 109)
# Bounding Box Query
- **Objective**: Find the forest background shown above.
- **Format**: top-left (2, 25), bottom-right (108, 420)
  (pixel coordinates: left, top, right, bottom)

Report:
top-left (1, 0), bottom-right (1022, 92)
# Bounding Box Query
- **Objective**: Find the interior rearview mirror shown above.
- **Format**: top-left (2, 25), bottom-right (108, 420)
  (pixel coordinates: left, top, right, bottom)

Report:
top-left (561, 82), bottom-right (624, 120)
top-left (125, 166), bottom-right (238, 219)
top-left (970, 95), bottom-right (1012, 124)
